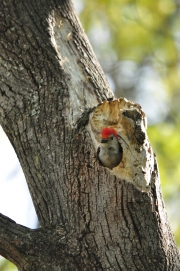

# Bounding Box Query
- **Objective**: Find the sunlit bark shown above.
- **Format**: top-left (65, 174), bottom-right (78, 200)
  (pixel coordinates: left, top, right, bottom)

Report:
top-left (0, 0), bottom-right (179, 270)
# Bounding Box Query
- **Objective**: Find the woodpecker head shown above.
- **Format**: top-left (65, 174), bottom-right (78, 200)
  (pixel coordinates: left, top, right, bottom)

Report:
top-left (100, 127), bottom-right (118, 144)
top-left (97, 127), bottom-right (123, 169)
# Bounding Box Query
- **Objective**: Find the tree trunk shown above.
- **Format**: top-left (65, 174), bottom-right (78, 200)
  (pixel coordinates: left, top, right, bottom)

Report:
top-left (0, 0), bottom-right (179, 270)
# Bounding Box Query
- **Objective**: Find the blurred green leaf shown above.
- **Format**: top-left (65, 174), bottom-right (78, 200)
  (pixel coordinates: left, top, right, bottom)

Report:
top-left (0, 257), bottom-right (17, 271)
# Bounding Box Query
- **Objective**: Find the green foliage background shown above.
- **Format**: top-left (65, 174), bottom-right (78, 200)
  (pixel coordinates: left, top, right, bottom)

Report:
top-left (0, 257), bottom-right (17, 271)
top-left (1, 0), bottom-right (180, 269)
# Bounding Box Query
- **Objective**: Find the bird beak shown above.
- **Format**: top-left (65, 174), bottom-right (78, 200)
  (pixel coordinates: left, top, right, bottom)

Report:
top-left (101, 138), bottom-right (108, 143)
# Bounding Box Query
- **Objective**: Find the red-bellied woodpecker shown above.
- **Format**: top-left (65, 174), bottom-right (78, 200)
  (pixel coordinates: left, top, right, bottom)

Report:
top-left (97, 127), bottom-right (123, 170)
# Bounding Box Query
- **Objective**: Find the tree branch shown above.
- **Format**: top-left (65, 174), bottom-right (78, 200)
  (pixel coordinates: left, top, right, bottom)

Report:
top-left (1, 0), bottom-right (180, 270)
top-left (0, 213), bottom-right (33, 267)
top-left (0, 213), bottom-right (82, 270)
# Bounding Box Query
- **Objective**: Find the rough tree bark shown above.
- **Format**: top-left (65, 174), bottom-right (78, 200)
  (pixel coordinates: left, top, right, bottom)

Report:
top-left (0, 0), bottom-right (180, 270)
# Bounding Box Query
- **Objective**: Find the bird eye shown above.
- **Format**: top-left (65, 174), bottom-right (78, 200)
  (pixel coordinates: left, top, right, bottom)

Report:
top-left (110, 135), bottom-right (114, 140)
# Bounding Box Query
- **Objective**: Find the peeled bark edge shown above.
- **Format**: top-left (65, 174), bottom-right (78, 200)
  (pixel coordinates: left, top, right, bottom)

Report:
top-left (87, 98), bottom-right (154, 192)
